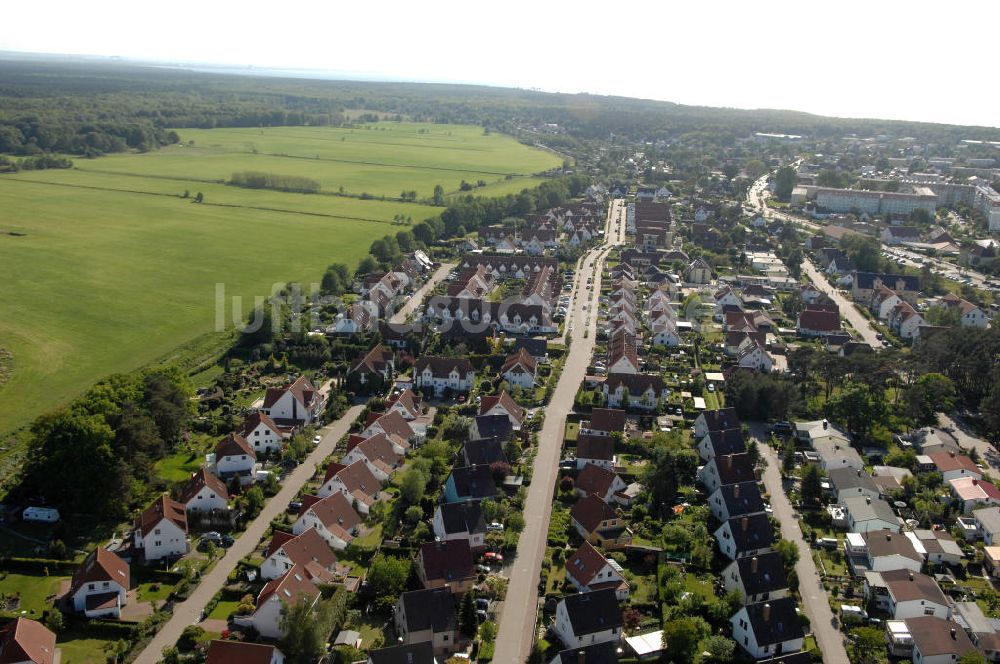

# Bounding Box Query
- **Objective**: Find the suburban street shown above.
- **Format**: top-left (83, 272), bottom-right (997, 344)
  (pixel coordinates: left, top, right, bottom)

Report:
top-left (388, 262), bottom-right (454, 324)
top-left (938, 412), bottom-right (1000, 475)
top-left (755, 436), bottom-right (849, 664)
top-left (801, 258), bottom-right (884, 349)
top-left (133, 404), bottom-right (364, 664)
top-left (493, 199), bottom-right (625, 663)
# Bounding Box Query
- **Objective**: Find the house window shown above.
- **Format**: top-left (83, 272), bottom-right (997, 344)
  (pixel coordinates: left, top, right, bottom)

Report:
top-left (88, 583), bottom-right (95, 590)
top-left (155, 540), bottom-right (162, 547)
top-left (924, 606), bottom-right (935, 615)
top-left (154, 528), bottom-right (161, 535)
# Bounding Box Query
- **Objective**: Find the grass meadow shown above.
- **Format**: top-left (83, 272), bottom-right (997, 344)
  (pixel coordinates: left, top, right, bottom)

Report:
top-left (0, 122), bottom-right (561, 438)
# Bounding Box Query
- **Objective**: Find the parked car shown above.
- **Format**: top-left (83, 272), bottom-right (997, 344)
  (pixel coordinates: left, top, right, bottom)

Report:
top-left (312, 435), bottom-right (323, 445)
top-left (221, 534), bottom-right (235, 547)
top-left (287, 501), bottom-right (303, 513)
top-left (487, 522), bottom-right (504, 532)
top-left (202, 531), bottom-right (222, 544)
top-left (476, 598), bottom-right (490, 610)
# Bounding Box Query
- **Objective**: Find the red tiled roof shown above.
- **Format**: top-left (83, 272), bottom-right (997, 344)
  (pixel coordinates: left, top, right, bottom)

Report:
top-left (797, 309), bottom-right (840, 332)
top-left (177, 469), bottom-right (229, 506)
top-left (256, 565), bottom-right (320, 610)
top-left (206, 640), bottom-right (279, 664)
top-left (587, 408), bottom-right (626, 433)
top-left (565, 541), bottom-right (611, 587)
top-left (501, 348), bottom-right (537, 375)
top-left (930, 451), bottom-right (979, 474)
top-left (570, 495), bottom-right (618, 534)
top-left (265, 527), bottom-right (336, 581)
top-left (68, 547), bottom-right (129, 597)
top-left (215, 432), bottom-right (256, 460)
top-left (479, 390), bottom-right (525, 423)
top-left (577, 434), bottom-right (614, 463)
top-left (0, 618), bottom-right (56, 664)
top-left (237, 412), bottom-right (281, 439)
top-left (576, 464), bottom-right (619, 497)
top-left (138, 495), bottom-right (187, 538)
top-left (417, 540), bottom-right (476, 584)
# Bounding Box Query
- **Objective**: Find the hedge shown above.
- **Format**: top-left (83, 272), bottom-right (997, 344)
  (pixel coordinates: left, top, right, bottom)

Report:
top-left (0, 557), bottom-right (78, 574)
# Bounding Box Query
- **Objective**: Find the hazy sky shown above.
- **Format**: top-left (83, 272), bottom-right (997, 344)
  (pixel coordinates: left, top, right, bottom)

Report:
top-left (3, 0), bottom-right (998, 128)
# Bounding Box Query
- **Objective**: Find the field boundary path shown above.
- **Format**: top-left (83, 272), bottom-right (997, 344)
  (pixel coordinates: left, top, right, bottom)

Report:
top-left (132, 404), bottom-right (364, 664)
top-left (493, 199), bottom-right (625, 663)
top-left (753, 431), bottom-right (849, 664)
top-left (389, 262), bottom-right (454, 324)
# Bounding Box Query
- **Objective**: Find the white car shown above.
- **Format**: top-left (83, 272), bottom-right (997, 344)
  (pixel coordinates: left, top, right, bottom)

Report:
top-left (312, 435), bottom-right (322, 445)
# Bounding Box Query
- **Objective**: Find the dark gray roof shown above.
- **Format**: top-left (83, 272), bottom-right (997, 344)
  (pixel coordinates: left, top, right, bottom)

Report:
top-left (703, 428), bottom-right (746, 457)
top-left (745, 598), bottom-right (803, 645)
top-left (721, 513), bottom-right (774, 554)
top-left (717, 482), bottom-right (765, 517)
top-left (554, 642), bottom-right (619, 664)
top-left (713, 453), bottom-right (756, 486)
top-left (511, 337), bottom-right (547, 359)
top-left (853, 271), bottom-right (920, 292)
top-left (368, 641), bottom-right (436, 664)
top-left (699, 408), bottom-right (741, 432)
top-left (471, 415), bottom-right (512, 444)
top-left (437, 502), bottom-right (486, 536)
top-left (462, 437), bottom-right (508, 466)
top-left (736, 552), bottom-right (787, 596)
top-left (398, 587), bottom-right (457, 633)
top-left (447, 465), bottom-right (498, 500)
top-left (828, 468), bottom-right (879, 494)
top-left (561, 589), bottom-right (623, 636)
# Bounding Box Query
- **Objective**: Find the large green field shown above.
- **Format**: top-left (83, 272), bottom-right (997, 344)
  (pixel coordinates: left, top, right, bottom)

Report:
top-left (0, 123), bottom-right (561, 437)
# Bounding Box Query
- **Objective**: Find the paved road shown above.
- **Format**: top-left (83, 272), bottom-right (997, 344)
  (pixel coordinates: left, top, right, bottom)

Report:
top-left (802, 258), bottom-right (884, 349)
top-left (389, 262), bottom-right (454, 324)
top-left (754, 435), bottom-right (849, 664)
top-left (134, 404), bottom-right (364, 664)
top-left (938, 412), bottom-right (1000, 474)
top-left (493, 199), bottom-right (625, 663)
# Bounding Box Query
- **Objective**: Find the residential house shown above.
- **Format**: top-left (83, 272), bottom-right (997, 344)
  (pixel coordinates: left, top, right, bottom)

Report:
top-left (415, 540), bottom-right (476, 594)
top-left (550, 643), bottom-right (618, 664)
top-left (723, 552), bottom-right (788, 603)
top-left (730, 599), bottom-right (805, 660)
top-left (238, 412), bottom-right (287, 455)
top-left (66, 547), bottom-right (129, 618)
top-left (367, 642), bottom-right (436, 664)
top-left (865, 569), bottom-right (950, 620)
top-left (814, 439), bottom-right (865, 471)
top-left (906, 529), bottom-right (963, 567)
top-left (935, 293), bottom-right (989, 328)
top-left (736, 339), bottom-right (774, 372)
top-left (699, 453), bottom-right (756, 495)
top-left (881, 226), bottom-right (921, 245)
top-left (709, 482), bottom-right (766, 522)
top-left (795, 419), bottom-right (850, 448)
top-left (905, 616), bottom-right (977, 664)
top-left (461, 437), bottom-right (508, 467)
top-left (576, 434), bottom-right (615, 471)
top-left (261, 527), bottom-right (337, 582)
top-left (443, 465), bottom-right (497, 503)
top-left (133, 495), bottom-right (188, 561)
top-left (684, 258), bottom-right (713, 284)
top-left (950, 477), bottom-right (1000, 514)
top-left (575, 464), bottom-right (629, 505)
top-left (414, 357), bottom-right (475, 396)
top-left (852, 272), bottom-right (921, 304)
top-left (363, 411), bottom-right (416, 445)
top-left (694, 408), bottom-right (740, 440)
top-left (843, 496), bottom-right (901, 533)
top-left (386, 389), bottom-right (423, 421)
top-left (697, 428), bottom-right (747, 462)
top-left (205, 641), bottom-right (284, 664)
top-left (500, 348), bottom-right (538, 390)
top-left (888, 301), bottom-right (925, 340)
top-left (797, 308), bottom-right (841, 337)
top-left (479, 391), bottom-right (525, 429)
top-left (930, 451), bottom-right (983, 482)
top-left (570, 495), bottom-right (632, 550)
top-left (845, 531), bottom-right (923, 575)
top-left (565, 541), bottom-right (629, 601)
top-left (0, 618), bottom-right (58, 664)
top-left (581, 408), bottom-right (626, 436)
top-left (827, 468), bottom-right (880, 503)
top-left (342, 433), bottom-right (403, 481)
top-left (395, 588), bottom-right (461, 656)
top-left (432, 502), bottom-right (487, 551)
top-left (606, 339), bottom-right (639, 375)
top-left (714, 514), bottom-right (774, 561)
top-left (974, 507), bottom-right (1000, 545)
top-left (251, 566), bottom-right (321, 639)
top-left (552, 589), bottom-right (623, 650)
top-left (178, 469), bottom-right (229, 513)
top-left (870, 286), bottom-right (902, 322)
top-left (261, 376), bottom-right (325, 424)
top-left (347, 344), bottom-right (395, 393)
top-left (292, 493), bottom-right (361, 550)
top-left (601, 374), bottom-right (669, 410)
top-left (317, 461), bottom-right (381, 514)
top-left (214, 433), bottom-right (257, 486)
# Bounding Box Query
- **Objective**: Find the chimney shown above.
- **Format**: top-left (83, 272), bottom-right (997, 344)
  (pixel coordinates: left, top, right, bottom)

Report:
top-left (823, 419), bottom-right (828, 430)
top-left (886, 533), bottom-right (891, 541)
top-left (866, 496), bottom-right (871, 504)
top-left (741, 516), bottom-right (749, 532)
top-left (577, 651), bottom-right (586, 664)
top-left (950, 450), bottom-right (956, 458)
top-left (762, 603), bottom-right (771, 622)
top-left (725, 455), bottom-right (733, 470)
top-left (734, 484), bottom-right (741, 498)
top-left (751, 556), bottom-right (759, 573)
top-left (909, 571), bottom-right (914, 581)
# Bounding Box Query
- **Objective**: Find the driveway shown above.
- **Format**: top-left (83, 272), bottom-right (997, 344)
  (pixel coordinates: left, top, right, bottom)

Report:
top-left (751, 430), bottom-right (849, 663)
top-left (132, 404), bottom-right (364, 664)
top-left (389, 262), bottom-right (454, 324)
top-left (492, 200), bottom-right (625, 663)
top-left (802, 258), bottom-right (883, 349)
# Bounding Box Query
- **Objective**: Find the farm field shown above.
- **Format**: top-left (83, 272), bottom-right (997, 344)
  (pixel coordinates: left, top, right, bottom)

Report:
top-left (0, 122), bottom-right (562, 439)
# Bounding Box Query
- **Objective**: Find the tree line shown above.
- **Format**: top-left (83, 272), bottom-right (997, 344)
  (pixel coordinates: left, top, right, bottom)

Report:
top-left (228, 171), bottom-right (321, 193)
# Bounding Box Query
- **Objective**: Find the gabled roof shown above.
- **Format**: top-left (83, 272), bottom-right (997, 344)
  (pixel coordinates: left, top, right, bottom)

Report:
top-left (324, 460), bottom-right (380, 504)
top-left (367, 410), bottom-right (414, 440)
top-left (797, 309), bottom-right (840, 332)
top-left (418, 540), bottom-right (476, 583)
top-left (862, 531), bottom-right (922, 562)
top-left (68, 547), bottom-right (129, 597)
top-left (436, 501), bottom-right (487, 536)
top-left (472, 415), bottom-right (512, 442)
top-left (587, 408), bottom-right (626, 433)
top-left (263, 375), bottom-right (318, 410)
top-left (697, 408), bottom-right (740, 433)
top-left (560, 589), bottom-right (623, 636)
top-left (710, 453), bottom-right (756, 486)
top-left (553, 642), bottom-right (619, 664)
top-left (905, 616), bottom-right (976, 658)
top-left (462, 437), bottom-right (508, 466)
top-left (0, 618), bottom-right (57, 664)
top-left (386, 388), bottom-right (421, 418)
top-left (827, 467), bottom-right (879, 495)
top-left (367, 642), bottom-right (436, 664)
top-left (350, 343), bottom-right (394, 375)
top-left (577, 434), bottom-right (615, 463)
top-left (215, 432), bottom-right (256, 459)
top-left (735, 552), bottom-right (786, 595)
top-left (929, 451), bottom-right (980, 474)
top-left (302, 492), bottom-right (361, 540)
top-left (843, 495), bottom-right (897, 523)
top-left (237, 411), bottom-right (282, 439)
top-left (479, 390), bottom-right (525, 423)
top-left (576, 464), bottom-right (620, 497)
top-left (570, 495), bottom-right (619, 533)
top-left (205, 640), bottom-right (281, 664)
top-left (714, 482), bottom-right (764, 517)
top-left (701, 428), bottom-right (746, 456)
top-left (565, 540), bottom-right (613, 587)
top-left (881, 569), bottom-right (948, 605)
top-left (398, 587), bottom-right (458, 633)
top-left (950, 477), bottom-right (1000, 502)
top-left (717, 513), bottom-right (774, 553)
top-left (501, 347), bottom-right (538, 375)
top-left (353, 433), bottom-right (404, 472)
top-left (138, 495), bottom-right (187, 537)
top-left (446, 465), bottom-right (497, 500)
top-left (743, 598), bottom-right (803, 645)
top-left (256, 564), bottom-right (320, 609)
top-left (178, 469), bottom-right (229, 505)
top-left (414, 356), bottom-right (474, 377)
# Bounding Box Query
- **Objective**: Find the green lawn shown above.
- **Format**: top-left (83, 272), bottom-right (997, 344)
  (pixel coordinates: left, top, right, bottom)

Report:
top-left (154, 449), bottom-right (208, 484)
top-left (0, 122), bottom-right (560, 438)
top-left (136, 581), bottom-right (174, 604)
top-left (57, 634), bottom-right (111, 664)
top-left (0, 571), bottom-right (67, 615)
top-left (207, 599), bottom-right (241, 620)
